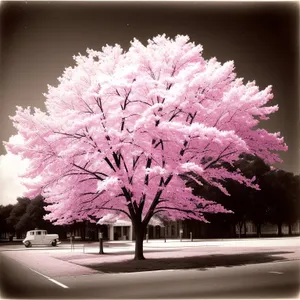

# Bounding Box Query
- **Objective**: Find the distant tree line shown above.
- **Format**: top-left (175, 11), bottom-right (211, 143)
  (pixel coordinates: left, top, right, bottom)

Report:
top-left (191, 154), bottom-right (300, 237)
top-left (0, 195), bottom-right (66, 239)
top-left (1, 154), bottom-right (299, 239)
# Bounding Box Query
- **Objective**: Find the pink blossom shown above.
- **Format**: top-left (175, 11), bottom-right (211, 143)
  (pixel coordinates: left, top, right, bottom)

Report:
top-left (4, 34), bottom-right (287, 227)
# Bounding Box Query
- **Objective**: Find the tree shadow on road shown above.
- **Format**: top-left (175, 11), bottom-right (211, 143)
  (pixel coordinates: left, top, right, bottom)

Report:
top-left (82, 251), bottom-right (296, 273)
top-left (97, 248), bottom-right (180, 255)
top-left (54, 249), bottom-right (180, 261)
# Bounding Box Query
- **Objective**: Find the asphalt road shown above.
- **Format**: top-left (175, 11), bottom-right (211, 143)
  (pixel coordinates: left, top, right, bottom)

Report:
top-left (1, 251), bottom-right (299, 299)
top-left (0, 254), bottom-right (70, 299)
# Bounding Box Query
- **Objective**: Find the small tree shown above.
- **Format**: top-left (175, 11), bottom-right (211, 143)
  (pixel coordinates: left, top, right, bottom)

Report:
top-left (235, 154), bottom-right (271, 237)
top-left (6, 197), bottom-right (30, 238)
top-left (289, 175), bottom-right (300, 235)
top-left (5, 35), bottom-right (287, 259)
top-left (0, 204), bottom-right (14, 238)
top-left (262, 170), bottom-right (299, 236)
top-left (15, 195), bottom-right (48, 231)
top-left (192, 154), bottom-right (271, 238)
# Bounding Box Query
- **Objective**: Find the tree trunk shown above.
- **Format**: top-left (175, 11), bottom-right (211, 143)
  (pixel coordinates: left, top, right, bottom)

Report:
top-left (82, 222), bottom-right (86, 241)
top-left (243, 222), bottom-right (247, 237)
top-left (238, 222), bottom-right (242, 238)
top-left (134, 225), bottom-right (145, 260)
top-left (288, 224), bottom-right (293, 236)
top-left (231, 223), bottom-right (236, 238)
top-left (277, 223), bottom-right (282, 237)
top-left (256, 223), bottom-right (261, 237)
top-left (99, 237), bottom-right (104, 254)
top-left (99, 229), bottom-right (104, 254)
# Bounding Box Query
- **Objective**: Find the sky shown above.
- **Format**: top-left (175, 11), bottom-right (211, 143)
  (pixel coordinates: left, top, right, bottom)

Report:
top-left (0, 1), bottom-right (299, 205)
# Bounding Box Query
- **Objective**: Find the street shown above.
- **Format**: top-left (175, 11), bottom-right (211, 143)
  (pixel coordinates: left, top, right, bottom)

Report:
top-left (43, 260), bottom-right (300, 298)
top-left (0, 238), bottom-right (299, 298)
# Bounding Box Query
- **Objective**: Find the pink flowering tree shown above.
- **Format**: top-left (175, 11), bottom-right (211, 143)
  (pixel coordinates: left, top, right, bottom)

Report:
top-left (5, 35), bottom-right (287, 259)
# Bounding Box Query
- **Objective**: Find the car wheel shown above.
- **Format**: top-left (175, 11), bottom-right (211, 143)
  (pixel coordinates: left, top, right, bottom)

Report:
top-left (52, 240), bottom-right (57, 247)
top-left (24, 241), bottom-right (32, 248)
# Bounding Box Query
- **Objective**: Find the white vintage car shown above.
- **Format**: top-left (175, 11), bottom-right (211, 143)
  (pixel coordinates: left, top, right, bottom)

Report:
top-left (23, 229), bottom-right (60, 248)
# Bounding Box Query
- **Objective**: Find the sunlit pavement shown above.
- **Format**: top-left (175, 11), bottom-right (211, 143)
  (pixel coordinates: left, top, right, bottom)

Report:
top-left (0, 237), bottom-right (299, 276)
top-left (1, 244), bottom-right (299, 299)
top-left (1, 236), bottom-right (299, 253)
top-left (140, 236), bottom-right (300, 248)
top-left (1, 237), bottom-right (299, 299)
top-left (1, 237), bottom-right (299, 276)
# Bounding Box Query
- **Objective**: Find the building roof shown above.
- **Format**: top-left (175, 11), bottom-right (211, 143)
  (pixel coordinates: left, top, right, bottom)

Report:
top-left (97, 214), bottom-right (163, 226)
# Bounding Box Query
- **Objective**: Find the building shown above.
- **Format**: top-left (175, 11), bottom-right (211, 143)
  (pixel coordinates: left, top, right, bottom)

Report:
top-left (63, 217), bottom-right (300, 242)
top-left (97, 214), bottom-right (164, 240)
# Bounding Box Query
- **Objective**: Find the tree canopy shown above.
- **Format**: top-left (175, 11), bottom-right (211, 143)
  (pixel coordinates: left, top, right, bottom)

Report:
top-left (5, 34), bottom-right (287, 258)
top-left (262, 169), bottom-right (300, 235)
top-left (0, 204), bottom-right (14, 235)
top-left (14, 195), bottom-right (47, 231)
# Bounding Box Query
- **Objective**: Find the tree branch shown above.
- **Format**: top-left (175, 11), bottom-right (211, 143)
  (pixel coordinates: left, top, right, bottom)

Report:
top-left (72, 163), bottom-right (105, 180)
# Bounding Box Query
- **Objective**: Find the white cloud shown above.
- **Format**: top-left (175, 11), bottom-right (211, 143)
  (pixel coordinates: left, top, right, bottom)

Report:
top-left (0, 153), bottom-right (30, 206)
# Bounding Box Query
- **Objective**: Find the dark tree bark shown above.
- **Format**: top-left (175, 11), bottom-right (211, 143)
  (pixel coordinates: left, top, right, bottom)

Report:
top-left (99, 237), bottom-right (104, 254)
top-left (277, 223), bottom-right (282, 237)
top-left (99, 227), bottom-right (104, 254)
top-left (134, 224), bottom-right (145, 260)
top-left (288, 224), bottom-right (293, 236)
top-left (237, 221), bottom-right (244, 238)
top-left (256, 223), bottom-right (261, 237)
top-left (243, 222), bottom-right (247, 237)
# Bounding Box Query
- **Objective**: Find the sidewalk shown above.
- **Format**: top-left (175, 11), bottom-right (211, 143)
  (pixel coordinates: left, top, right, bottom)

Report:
top-left (100, 236), bottom-right (300, 250)
top-left (2, 250), bottom-right (98, 277)
top-left (50, 236), bottom-right (300, 267)
top-left (1, 237), bottom-right (299, 252)
top-left (2, 237), bottom-right (299, 277)
top-left (1, 236), bottom-right (299, 247)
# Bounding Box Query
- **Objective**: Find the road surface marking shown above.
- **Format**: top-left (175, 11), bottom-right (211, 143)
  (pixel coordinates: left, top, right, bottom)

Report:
top-left (119, 269), bottom-right (179, 275)
top-left (48, 278), bottom-right (69, 288)
top-left (268, 271), bottom-right (284, 275)
top-left (29, 268), bottom-right (69, 288)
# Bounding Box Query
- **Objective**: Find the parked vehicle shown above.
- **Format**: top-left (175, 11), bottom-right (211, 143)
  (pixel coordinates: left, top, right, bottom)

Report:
top-left (23, 229), bottom-right (60, 248)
